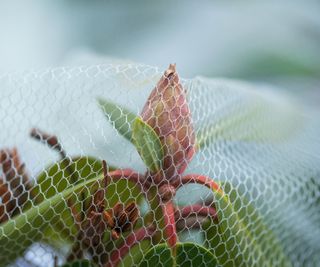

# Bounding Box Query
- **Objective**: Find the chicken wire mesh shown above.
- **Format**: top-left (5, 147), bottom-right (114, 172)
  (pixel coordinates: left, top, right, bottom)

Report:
top-left (0, 62), bottom-right (319, 267)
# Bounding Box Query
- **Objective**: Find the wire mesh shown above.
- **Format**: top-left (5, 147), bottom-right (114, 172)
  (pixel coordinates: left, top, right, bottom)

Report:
top-left (0, 63), bottom-right (319, 267)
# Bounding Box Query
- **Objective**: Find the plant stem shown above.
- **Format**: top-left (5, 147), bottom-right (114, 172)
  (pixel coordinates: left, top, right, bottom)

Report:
top-left (106, 225), bottom-right (156, 267)
top-left (175, 204), bottom-right (217, 220)
top-left (108, 169), bottom-right (146, 191)
top-left (30, 128), bottom-right (78, 185)
top-left (161, 200), bottom-right (178, 266)
top-left (162, 200), bottom-right (178, 249)
top-left (176, 174), bottom-right (221, 192)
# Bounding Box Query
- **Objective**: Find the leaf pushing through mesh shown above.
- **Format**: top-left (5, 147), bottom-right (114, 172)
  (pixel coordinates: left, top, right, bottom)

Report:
top-left (132, 117), bottom-right (164, 173)
top-left (98, 97), bottom-right (138, 141)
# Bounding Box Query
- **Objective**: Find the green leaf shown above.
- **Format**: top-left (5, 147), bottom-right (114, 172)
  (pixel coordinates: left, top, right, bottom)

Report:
top-left (140, 242), bottom-right (217, 267)
top-left (30, 157), bottom-right (107, 245)
top-left (98, 97), bottom-right (138, 141)
top-left (204, 182), bottom-right (291, 266)
top-left (60, 260), bottom-right (93, 267)
top-left (34, 156), bottom-right (142, 207)
top-left (0, 170), bottom-right (113, 267)
top-left (119, 240), bottom-right (151, 267)
top-left (132, 117), bottom-right (163, 172)
top-left (32, 156), bottom-right (103, 202)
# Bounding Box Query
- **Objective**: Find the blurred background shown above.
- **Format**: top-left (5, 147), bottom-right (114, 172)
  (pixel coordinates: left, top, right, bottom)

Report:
top-left (0, 0), bottom-right (319, 93)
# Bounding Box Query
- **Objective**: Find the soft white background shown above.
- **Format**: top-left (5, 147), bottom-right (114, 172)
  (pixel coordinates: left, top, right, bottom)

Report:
top-left (0, 0), bottom-right (319, 82)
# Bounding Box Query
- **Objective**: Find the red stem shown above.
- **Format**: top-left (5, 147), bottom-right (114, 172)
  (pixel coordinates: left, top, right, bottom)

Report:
top-left (102, 160), bottom-right (109, 189)
top-left (175, 174), bottom-right (221, 192)
top-left (175, 204), bottom-right (217, 220)
top-left (106, 226), bottom-right (156, 267)
top-left (161, 200), bottom-right (178, 248)
top-left (108, 169), bottom-right (146, 191)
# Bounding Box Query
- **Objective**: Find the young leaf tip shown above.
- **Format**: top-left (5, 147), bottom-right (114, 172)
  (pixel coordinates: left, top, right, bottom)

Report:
top-left (164, 63), bottom-right (177, 78)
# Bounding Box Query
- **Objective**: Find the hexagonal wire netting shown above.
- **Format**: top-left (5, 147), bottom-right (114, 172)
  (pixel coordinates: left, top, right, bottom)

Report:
top-left (0, 63), bottom-right (320, 266)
